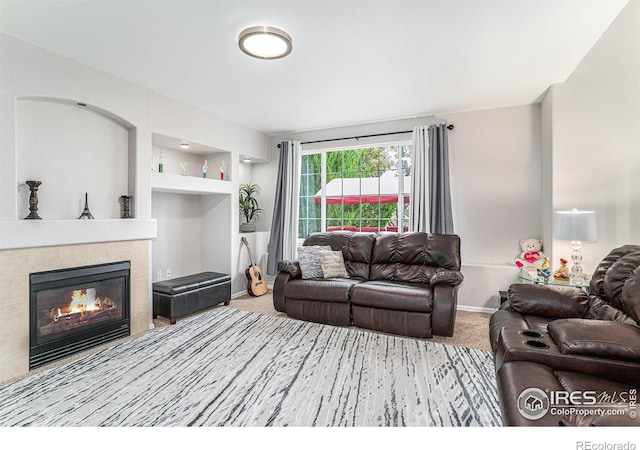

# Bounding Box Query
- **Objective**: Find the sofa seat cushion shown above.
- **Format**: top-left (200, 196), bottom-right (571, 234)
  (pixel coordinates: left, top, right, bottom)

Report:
top-left (283, 277), bottom-right (364, 303)
top-left (548, 318), bottom-right (640, 362)
top-left (350, 280), bottom-right (433, 313)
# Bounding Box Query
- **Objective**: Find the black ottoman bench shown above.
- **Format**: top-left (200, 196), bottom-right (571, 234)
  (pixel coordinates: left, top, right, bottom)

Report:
top-left (153, 272), bottom-right (231, 324)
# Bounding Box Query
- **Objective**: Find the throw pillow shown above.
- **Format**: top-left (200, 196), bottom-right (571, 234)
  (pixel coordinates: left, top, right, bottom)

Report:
top-left (297, 245), bottom-right (332, 279)
top-left (318, 250), bottom-right (350, 279)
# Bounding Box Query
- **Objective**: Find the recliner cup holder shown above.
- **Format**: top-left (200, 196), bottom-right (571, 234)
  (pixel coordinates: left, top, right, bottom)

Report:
top-left (524, 340), bottom-right (549, 349)
top-left (520, 330), bottom-right (544, 339)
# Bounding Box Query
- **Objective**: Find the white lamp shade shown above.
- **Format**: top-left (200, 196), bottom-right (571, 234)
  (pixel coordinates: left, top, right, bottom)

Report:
top-left (554, 210), bottom-right (597, 242)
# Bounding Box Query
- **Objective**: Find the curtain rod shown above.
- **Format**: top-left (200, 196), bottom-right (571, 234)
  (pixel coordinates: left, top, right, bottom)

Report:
top-left (277, 124), bottom-right (454, 148)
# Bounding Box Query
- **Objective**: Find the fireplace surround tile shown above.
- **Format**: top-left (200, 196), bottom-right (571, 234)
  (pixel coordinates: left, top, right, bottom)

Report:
top-left (59, 244), bottom-right (88, 268)
top-left (0, 249), bottom-right (28, 278)
top-left (0, 274), bottom-right (28, 308)
top-left (87, 242), bottom-right (111, 265)
top-left (28, 246), bottom-right (61, 273)
top-left (110, 241), bottom-right (133, 262)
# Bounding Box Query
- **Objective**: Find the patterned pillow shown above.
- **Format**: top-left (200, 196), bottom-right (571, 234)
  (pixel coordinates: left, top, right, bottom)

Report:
top-left (297, 245), bottom-right (332, 279)
top-left (318, 250), bottom-right (350, 279)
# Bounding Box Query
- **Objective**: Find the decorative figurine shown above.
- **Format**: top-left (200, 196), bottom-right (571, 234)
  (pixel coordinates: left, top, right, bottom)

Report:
top-left (537, 257), bottom-right (551, 280)
top-left (158, 149), bottom-right (164, 173)
top-left (25, 180), bottom-right (43, 220)
top-left (553, 258), bottom-right (570, 281)
top-left (202, 160), bottom-right (208, 178)
top-left (78, 192), bottom-right (94, 219)
top-left (180, 162), bottom-right (187, 176)
top-left (120, 195), bottom-right (132, 219)
top-left (220, 160), bottom-right (226, 180)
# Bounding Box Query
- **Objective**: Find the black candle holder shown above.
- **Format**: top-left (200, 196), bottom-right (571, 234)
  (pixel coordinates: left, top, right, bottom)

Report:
top-left (120, 195), bottom-right (133, 219)
top-left (24, 180), bottom-right (42, 220)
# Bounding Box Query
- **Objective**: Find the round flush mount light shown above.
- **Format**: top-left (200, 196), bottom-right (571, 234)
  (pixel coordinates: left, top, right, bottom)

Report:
top-left (238, 26), bottom-right (292, 60)
top-left (180, 142), bottom-right (189, 150)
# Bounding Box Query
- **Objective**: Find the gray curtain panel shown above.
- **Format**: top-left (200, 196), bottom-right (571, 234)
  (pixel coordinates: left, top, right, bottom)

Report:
top-left (410, 125), bottom-right (429, 232)
top-left (267, 141), bottom-right (300, 275)
top-left (428, 124), bottom-right (454, 234)
top-left (410, 124), bottom-right (454, 234)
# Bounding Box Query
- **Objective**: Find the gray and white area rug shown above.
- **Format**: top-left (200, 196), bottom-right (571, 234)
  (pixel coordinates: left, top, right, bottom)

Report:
top-left (0, 308), bottom-right (501, 426)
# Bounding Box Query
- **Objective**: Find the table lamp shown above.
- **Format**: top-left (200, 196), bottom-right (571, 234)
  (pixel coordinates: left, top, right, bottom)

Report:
top-left (554, 209), bottom-right (597, 284)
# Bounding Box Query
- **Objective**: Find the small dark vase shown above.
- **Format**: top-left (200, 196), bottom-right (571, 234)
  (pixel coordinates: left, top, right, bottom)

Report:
top-left (24, 180), bottom-right (42, 220)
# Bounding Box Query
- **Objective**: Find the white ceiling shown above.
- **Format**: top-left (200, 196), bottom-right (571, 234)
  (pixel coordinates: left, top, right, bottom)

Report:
top-left (0, 0), bottom-right (630, 135)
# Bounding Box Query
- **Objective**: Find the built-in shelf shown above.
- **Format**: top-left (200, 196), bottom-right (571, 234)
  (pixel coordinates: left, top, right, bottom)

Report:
top-left (151, 172), bottom-right (232, 196)
top-left (0, 219), bottom-right (157, 250)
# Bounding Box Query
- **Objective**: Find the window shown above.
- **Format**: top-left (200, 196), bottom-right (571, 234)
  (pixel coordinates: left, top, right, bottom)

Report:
top-left (298, 143), bottom-right (412, 238)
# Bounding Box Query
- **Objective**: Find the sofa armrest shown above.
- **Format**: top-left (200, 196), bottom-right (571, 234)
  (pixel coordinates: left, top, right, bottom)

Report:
top-left (432, 284), bottom-right (458, 337)
top-left (429, 269), bottom-right (464, 286)
top-left (548, 319), bottom-right (640, 362)
top-left (507, 283), bottom-right (589, 319)
top-left (276, 260), bottom-right (302, 279)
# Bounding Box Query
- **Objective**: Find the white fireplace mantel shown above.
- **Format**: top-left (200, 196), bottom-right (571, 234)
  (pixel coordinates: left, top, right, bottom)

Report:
top-left (0, 219), bottom-right (157, 250)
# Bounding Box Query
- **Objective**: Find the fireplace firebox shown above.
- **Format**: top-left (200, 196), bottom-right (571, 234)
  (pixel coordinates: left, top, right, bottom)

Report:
top-left (29, 261), bottom-right (131, 369)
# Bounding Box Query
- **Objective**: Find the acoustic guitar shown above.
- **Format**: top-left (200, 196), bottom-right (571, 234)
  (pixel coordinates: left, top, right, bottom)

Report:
top-left (241, 237), bottom-right (268, 297)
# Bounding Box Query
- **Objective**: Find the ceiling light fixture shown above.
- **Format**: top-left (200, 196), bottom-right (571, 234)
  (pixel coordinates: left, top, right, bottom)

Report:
top-left (180, 142), bottom-right (189, 150)
top-left (243, 156), bottom-right (251, 162)
top-left (238, 25), bottom-right (292, 60)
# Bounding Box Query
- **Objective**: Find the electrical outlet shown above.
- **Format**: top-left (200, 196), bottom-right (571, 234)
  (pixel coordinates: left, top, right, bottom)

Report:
top-left (166, 269), bottom-right (172, 279)
top-left (157, 270), bottom-right (162, 281)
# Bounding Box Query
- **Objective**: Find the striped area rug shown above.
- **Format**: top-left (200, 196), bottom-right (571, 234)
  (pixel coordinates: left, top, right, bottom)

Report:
top-left (0, 308), bottom-right (501, 426)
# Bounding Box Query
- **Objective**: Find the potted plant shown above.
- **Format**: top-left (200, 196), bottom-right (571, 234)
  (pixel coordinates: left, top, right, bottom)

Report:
top-left (239, 183), bottom-right (264, 233)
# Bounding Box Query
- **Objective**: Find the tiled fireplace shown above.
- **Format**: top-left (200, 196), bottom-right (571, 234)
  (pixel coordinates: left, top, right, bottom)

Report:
top-left (0, 240), bottom-right (151, 384)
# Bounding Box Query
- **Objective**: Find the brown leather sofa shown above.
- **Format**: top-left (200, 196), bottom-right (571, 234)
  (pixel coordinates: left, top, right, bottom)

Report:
top-left (273, 231), bottom-right (463, 338)
top-left (490, 244), bottom-right (640, 426)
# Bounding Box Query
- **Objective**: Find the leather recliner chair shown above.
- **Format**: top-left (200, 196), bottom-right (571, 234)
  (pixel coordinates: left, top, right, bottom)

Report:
top-left (489, 245), bottom-right (640, 426)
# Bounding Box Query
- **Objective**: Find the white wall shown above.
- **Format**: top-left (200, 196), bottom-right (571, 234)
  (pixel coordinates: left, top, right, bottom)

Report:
top-left (151, 192), bottom-right (203, 281)
top-left (546, 0), bottom-right (640, 274)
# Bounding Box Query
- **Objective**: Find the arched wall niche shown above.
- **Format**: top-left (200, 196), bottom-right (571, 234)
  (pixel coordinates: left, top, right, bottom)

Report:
top-left (16, 97), bottom-right (136, 220)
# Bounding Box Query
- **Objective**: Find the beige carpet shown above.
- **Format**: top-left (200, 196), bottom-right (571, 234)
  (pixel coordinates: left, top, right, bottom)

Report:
top-left (227, 290), bottom-right (492, 352)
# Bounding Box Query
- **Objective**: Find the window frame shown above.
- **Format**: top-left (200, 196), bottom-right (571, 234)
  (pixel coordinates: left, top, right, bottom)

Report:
top-left (298, 140), bottom-right (412, 240)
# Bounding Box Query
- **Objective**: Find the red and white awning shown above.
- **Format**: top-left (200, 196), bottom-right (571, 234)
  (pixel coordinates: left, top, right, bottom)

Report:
top-left (314, 170), bottom-right (410, 205)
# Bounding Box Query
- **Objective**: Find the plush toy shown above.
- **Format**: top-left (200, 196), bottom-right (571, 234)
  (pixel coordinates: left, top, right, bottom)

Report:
top-left (514, 238), bottom-right (547, 270)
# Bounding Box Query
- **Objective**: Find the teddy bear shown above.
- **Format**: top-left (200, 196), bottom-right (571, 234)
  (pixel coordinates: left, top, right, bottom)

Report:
top-left (514, 238), bottom-right (547, 270)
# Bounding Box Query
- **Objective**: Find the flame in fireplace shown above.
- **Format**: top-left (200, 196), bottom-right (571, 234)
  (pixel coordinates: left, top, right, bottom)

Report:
top-left (70, 289), bottom-right (100, 313)
top-left (50, 288), bottom-right (116, 322)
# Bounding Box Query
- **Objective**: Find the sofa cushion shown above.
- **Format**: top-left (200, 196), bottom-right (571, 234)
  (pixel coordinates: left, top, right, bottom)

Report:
top-left (283, 277), bottom-right (364, 303)
top-left (548, 318), bottom-right (640, 362)
top-left (603, 251), bottom-right (640, 312)
top-left (589, 244), bottom-right (640, 306)
top-left (297, 245), bottom-right (332, 279)
top-left (350, 280), bottom-right (433, 313)
top-left (318, 250), bottom-right (350, 279)
top-left (369, 232), bottom-right (461, 283)
top-left (507, 283), bottom-right (589, 319)
top-left (303, 231), bottom-right (376, 279)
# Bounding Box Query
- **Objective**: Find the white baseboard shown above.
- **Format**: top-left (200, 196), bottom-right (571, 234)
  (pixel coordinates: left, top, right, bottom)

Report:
top-left (457, 304), bottom-right (497, 314)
